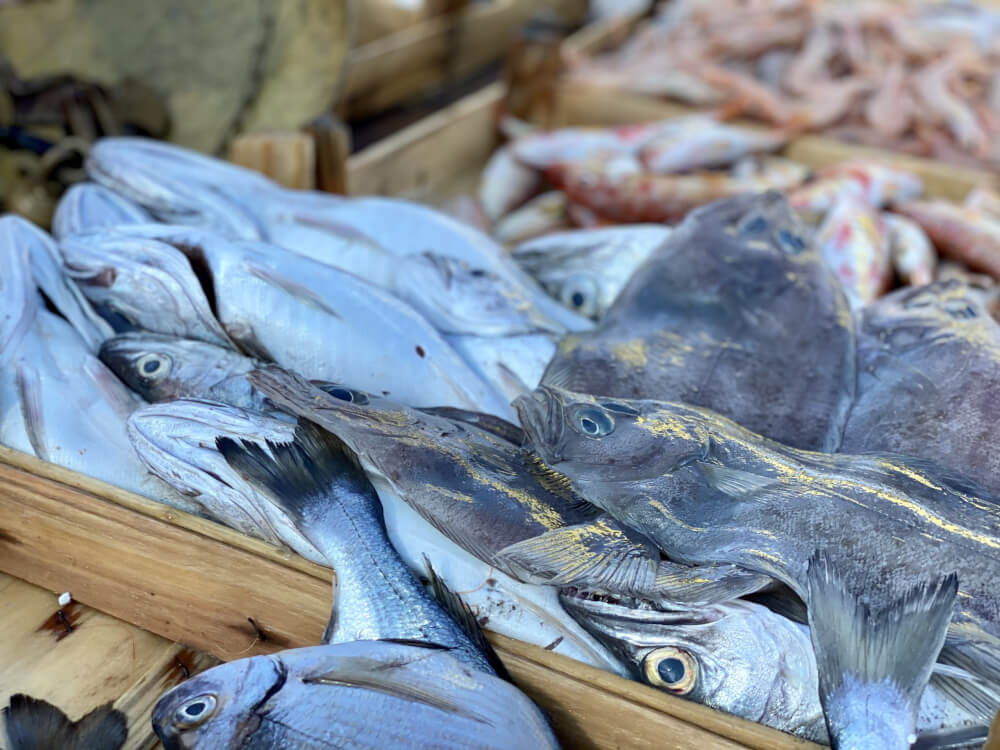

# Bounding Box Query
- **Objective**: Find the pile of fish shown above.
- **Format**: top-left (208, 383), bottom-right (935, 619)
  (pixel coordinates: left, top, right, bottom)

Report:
top-left (477, 113), bottom-right (1000, 315)
top-left (1, 134), bottom-right (999, 748)
top-left (567, 0), bottom-right (1000, 166)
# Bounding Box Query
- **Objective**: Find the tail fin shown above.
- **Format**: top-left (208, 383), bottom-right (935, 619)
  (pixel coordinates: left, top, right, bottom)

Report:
top-left (806, 551), bottom-right (957, 748)
top-left (3, 694), bottom-right (127, 750)
top-left (216, 419), bottom-right (373, 526)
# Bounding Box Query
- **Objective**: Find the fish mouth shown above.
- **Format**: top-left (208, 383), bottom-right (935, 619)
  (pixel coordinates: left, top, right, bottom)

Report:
top-left (512, 387), bottom-right (566, 464)
top-left (558, 588), bottom-right (706, 626)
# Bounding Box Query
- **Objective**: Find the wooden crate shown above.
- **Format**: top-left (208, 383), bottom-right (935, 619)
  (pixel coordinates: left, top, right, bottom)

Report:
top-left (2, 16), bottom-right (999, 750)
top-left (335, 0), bottom-right (588, 121)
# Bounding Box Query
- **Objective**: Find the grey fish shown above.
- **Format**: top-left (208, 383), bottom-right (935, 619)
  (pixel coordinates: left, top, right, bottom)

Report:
top-left (560, 591), bottom-right (987, 745)
top-left (541, 191), bottom-right (856, 452)
top-left (514, 386), bottom-right (1000, 735)
top-left (51, 182), bottom-right (153, 240)
top-left (840, 280), bottom-right (1000, 497)
top-left (152, 639), bottom-right (559, 749)
top-left (249, 366), bottom-right (772, 608)
top-left (3, 694), bottom-right (126, 750)
top-left (128, 397), bottom-right (622, 671)
top-left (513, 225), bottom-right (671, 319)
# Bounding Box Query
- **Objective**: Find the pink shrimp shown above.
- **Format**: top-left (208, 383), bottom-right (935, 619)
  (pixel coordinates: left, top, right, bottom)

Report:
top-left (913, 52), bottom-right (992, 158)
top-left (864, 62), bottom-right (914, 138)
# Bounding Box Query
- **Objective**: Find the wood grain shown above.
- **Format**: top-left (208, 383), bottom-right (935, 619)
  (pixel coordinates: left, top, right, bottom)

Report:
top-left (0, 573), bottom-right (217, 749)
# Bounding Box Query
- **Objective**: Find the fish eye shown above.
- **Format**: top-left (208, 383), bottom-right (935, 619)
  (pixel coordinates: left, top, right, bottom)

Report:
top-left (777, 229), bottom-right (806, 254)
top-left (135, 353), bottom-right (171, 381)
top-left (742, 215), bottom-right (768, 234)
top-left (643, 647), bottom-right (698, 695)
top-left (469, 269), bottom-right (487, 278)
top-left (943, 298), bottom-right (977, 320)
top-left (325, 386), bottom-right (370, 405)
top-left (173, 694), bottom-right (217, 729)
top-left (568, 405), bottom-right (614, 438)
top-left (558, 273), bottom-right (599, 317)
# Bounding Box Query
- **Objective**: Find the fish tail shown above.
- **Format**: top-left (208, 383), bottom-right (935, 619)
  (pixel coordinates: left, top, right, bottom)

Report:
top-left (3, 694), bottom-right (127, 750)
top-left (806, 550), bottom-right (958, 748)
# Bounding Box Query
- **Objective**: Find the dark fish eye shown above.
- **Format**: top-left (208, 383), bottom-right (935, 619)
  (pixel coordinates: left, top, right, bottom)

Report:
top-left (643, 647), bottom-right (697, 695)
top-left (469, 269), bottom-right (487, 278)
top-left (569, 405), bottom-right (614, 438)
top-left (943, 298), bottom-right (977, 320)
top-left (571, 291), bottom-right (586, 308)
top-left (777, 229), bottom-right (805, 253)
top-left (326, 386), bottom-right (369, 405)
top-left (742, 216), bottom-right (768, 233)
top-left (173, 694), bottom-right (217, 729)
top-left (135, 353), bottom-right (171, 381)
top-left (600, 401), bottom-right (641, 416)
top-left (559, 273), bottom-right (599, 317)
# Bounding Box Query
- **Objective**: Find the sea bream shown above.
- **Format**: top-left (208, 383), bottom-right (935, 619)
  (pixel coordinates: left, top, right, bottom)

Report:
top-left (513, 225), bottom-right (672, 319)
top-left (62, 225), bottom-right (514, 418)
top-left (839, 280), bottom-right (1000, 498)
top-left (514, 385), bottom-right (1000, 743)
top-left (126, 397), bottom-right (625, 673)
top-left (542, 191), bottom-right (856, 452)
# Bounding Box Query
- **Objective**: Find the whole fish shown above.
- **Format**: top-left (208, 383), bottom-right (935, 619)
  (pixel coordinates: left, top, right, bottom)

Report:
top-left (152, 639), bottom-right (559, 749)
top-left (839, 281), bottom-right (1000, 498)
top-left (560, 591), bottom-right (988, 745)
top-left (788, 161), bottom-right (924, 215)
top-left (128, 397), bottom-right (624, 672)
top-left (893, 200), bottom-right (1000, 280)
top-left (883, 212), bottom-right (936, 286)
top-left (513, 225), bottom-right (672, 319)
top-left (51, 182), bottom-right (153, 240)
top-left (542, 192), bottom-right (856, 452)
top-left (511, 122), bottom-right (674, 171)
top-left (637, 116), bottom-right (788, 174)
top-left (813, 185), bottom-right (892, 308)
top-left (478, 144), bottom-right (543, 222)
top-left (251, 367), bottom-right (771, 611)
top-left (513, 386), bottom-right (1000, 677)
top-left (67, 226), bottom-right (514, 418)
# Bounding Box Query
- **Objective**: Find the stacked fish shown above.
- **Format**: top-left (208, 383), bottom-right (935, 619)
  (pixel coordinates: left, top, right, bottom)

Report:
top-left (478, 114), bottom-right (1000, 315)
top-left (566, 0), bottom-right (1000, 167)
top-left (1, 135), bottom-right (999, 748)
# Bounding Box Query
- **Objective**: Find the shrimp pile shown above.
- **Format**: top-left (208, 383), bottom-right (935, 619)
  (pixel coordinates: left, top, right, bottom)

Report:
top-left (567, 0), bottom-right (1000, 167)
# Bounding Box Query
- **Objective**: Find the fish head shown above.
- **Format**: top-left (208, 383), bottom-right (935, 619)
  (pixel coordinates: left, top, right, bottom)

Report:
top-left (558, 592), bottom-right (824, 738)
top-left (301, 382), bottom-right (424, 442)
top-left (863, 279), bottom-right (994, 343)
top-left (514, 386), bottom-right (710, 483)
top-left (394, 252), bottom-right (561, 335)
top-left (152, 654), bottom-right (284, 750)
top-left (100, 332), bottom-right (251, 402)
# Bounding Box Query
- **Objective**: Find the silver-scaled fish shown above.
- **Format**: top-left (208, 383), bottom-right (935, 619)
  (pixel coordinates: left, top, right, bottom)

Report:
top-left (541, 191), bottom-right (856, 452)
top-left (51, 182), bottom-right (153, 240)
top-left (513, 225), bottom-right (671, 319)
top-left (126, 397), bottom-right (624, 673)
top-left (152, 639), bottom-right (559, 749)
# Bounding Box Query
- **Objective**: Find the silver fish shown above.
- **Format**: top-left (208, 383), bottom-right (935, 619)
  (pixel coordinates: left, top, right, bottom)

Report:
top-left (478, 143), bottom-right (543, 223)
top-left (127, 397), bottom-right (623, 672)
top-left (152, 640), bottom-right (559, 749)
top-left (51, 182), bottom-right (153, 240)
top-left (513, 225), bottom-right (671, 318)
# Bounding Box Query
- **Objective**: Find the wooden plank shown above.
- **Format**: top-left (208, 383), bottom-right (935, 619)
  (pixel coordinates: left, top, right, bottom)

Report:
top-left (0, 452), bottom-right (816, 750)
top-left (337, 0), bottom-right (587, 120)
top-left (551, 80), bottom-right (999, 201)
top-left (0, 573), bottom-right (216, 749)
top-left (229, 131), bottom-right (317, 190)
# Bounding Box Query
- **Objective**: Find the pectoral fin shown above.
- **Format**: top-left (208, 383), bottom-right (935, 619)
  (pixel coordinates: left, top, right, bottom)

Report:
top-left (496, 516), bottom-right (658, 596)
top-left (649, 561), bottom-right (773, 607)
top-left (695, 461), bottom-right (777, 499)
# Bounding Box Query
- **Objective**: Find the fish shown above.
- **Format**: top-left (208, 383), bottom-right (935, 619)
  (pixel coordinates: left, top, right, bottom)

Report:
top-left (636, 116), bottom-right (788, 174)
top-left (492, 191), bottom-right (570, 244)
top-left (893, 200), bottom-right (1000, 280)
top-left (510, 122), bottom-right (674, 171)
top-left (100, 332), bottom-right (266, 410)
top-left (883, 212), bottom-right (937, 286)
top-left (152, 639), bottom-right (559, 749)
top-left (813, 186), bottom-right (892, 308)
top-left (478, 144), bottom-right (543, 222)
top-left (51, 182), bottom-right (153, 240)
top-left (69, 226), bottom-right (515, 418)
top-left (560, 591), bottom-right (988, 745)
top-left (788, 161), bottom-right (924, 215)
top-left (128, 396), bottom-right (624, 672)
top-left (3, 694), bottom-right (127, 750)
top-left (839, 280), bottom-right (1000, 498)
top-left (251, 367), bottom-right (771, 612)
top-left (513, 385), bottom-right (1000, 665)
top-left (541, 192), bottom-right (856, 453)
top-left (513, 225), bottom-right (672, 319)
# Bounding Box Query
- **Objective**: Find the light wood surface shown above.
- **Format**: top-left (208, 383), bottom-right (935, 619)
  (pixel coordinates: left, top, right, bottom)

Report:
top-left (229, 132), bottom-right (317, 190)
top-left (0, 573), bottom-right (217, 749)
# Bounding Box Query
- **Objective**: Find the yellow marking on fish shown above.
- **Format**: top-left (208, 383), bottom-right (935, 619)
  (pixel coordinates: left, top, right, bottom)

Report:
top-left (748, 548), bottom-right (784, 565)
top-left (647, 497), bottom-right (706, 532)
top-left (636, 413), bottom-right (706, 443)
top-left (613, 339), bottom-right (648, 368)
top-left (558, 336), bottom-right (582, 355)
top-left (877, 460), bottom-right (943, 491)
top-left (724, 225), bottom-right (738, 235)
top-left (450, 452), bottom-right (564, 530)
top-left (430, 486), bottom-right (477, 504)
top-left (745, 240), bottom-right (771, 250)
top-left (786, 272), bottom-right (797, 282)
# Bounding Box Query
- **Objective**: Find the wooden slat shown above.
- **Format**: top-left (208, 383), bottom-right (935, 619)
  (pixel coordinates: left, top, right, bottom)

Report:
top-left (0, 573), bottom-right (216, 749)
top-left (0, 453), bottom-right (815, 750)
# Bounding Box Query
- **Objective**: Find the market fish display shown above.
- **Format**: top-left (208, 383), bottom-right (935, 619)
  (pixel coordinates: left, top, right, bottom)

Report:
top-left (567, 0), bottom-right (1000, 165)
top-left (128, 397), bottom-right (623, 671)
top-left (513, 225), bottom-right (671, 319)
top-left (153, 640), bottom-right (559, 749)
top-left (541, 192), bottom-right (855, 452)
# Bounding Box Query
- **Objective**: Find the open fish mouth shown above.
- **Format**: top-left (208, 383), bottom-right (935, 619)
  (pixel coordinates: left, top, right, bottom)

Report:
top-left (558, 587), bottom-right (710, 627)
top-left (512, 388), bottom-right (566, 463)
